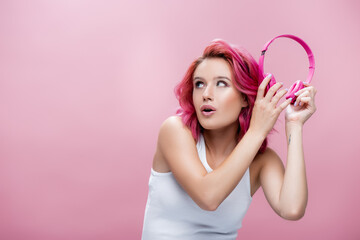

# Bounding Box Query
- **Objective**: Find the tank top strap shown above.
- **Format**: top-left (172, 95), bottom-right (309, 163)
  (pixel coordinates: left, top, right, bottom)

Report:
top-left (196, 134), bottom-right (213, 173)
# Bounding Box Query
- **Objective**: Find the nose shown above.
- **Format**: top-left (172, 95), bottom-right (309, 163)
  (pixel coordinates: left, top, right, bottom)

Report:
top-left (202, 84), bottom-right (214, 101)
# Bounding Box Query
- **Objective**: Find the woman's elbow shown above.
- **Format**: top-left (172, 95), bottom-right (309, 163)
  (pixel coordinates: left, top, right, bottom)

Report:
top-left (200, 201), bottom-right (219, 211)
top-left (197, 192), bottom-right (220, 211)
top-left (199, 202), bottom-right (219, 211)
top-left (281, 208), bottom-right (306, 221)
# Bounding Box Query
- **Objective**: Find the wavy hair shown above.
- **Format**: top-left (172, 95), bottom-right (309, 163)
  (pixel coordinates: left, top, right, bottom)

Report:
top-left (175, 39), bottom-right (268, 153)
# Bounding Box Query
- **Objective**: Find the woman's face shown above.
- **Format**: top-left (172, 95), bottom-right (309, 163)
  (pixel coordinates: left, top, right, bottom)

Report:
top-left (192, 58), bottom-right (248, 131)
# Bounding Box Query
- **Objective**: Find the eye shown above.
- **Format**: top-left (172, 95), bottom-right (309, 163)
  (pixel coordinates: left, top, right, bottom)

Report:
top-left (217, 80), bottom-right (228, 87)
top-left (194, 81), bottom-right (204, 88)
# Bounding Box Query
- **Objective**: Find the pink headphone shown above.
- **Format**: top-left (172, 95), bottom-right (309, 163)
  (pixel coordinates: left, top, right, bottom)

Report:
top-left (258, 34), bottom-right (315, 104)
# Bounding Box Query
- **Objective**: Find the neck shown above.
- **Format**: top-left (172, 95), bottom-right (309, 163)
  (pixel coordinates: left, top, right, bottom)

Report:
top-left (202, 122), bottom-right (239, 158)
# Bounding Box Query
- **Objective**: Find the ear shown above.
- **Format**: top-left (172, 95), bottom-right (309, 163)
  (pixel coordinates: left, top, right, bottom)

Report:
top-left (242, 94), bottom-right (249, 107)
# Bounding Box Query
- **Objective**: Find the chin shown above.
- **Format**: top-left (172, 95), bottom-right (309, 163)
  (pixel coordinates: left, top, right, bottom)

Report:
top-left (198, 116), bottom-right (240, 131)
top-left (198, 119), bottom-right (231, 131)
top-left (200, 124), bottom-right (219, 131)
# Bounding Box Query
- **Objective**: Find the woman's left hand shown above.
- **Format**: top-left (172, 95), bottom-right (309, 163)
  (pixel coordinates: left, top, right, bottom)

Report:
top-left (285, 82), bottom-right (317, 125)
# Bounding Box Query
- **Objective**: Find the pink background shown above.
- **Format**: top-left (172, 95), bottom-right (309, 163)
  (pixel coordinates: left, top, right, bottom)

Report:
top-left (1, 0), bottom-right (359, 239)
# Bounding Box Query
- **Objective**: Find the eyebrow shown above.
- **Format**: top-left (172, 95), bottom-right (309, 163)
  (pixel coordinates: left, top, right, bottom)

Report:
top-left (193, 76), bottom-right (231, 82)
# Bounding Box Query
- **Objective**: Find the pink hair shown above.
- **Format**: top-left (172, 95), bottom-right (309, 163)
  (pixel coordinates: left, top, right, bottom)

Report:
top-left (175, 39), bottom-right (268, 153)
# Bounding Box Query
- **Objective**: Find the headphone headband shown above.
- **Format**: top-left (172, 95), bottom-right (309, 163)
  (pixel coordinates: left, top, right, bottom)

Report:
top-left (258, 34), bottom-right (315, 84)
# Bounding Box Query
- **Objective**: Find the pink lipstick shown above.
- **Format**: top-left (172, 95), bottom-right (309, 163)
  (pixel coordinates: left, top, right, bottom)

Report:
top-left (200, 105), bottom-right (216, 116)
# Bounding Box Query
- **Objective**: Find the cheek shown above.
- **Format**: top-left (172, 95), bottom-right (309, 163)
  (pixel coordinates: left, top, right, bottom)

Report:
top-left (223, 91), bottom-right (243, 112)
top-left (192, 91), bottom-right (202, 112)
top-left (192, 91), bottom-right (199, 105)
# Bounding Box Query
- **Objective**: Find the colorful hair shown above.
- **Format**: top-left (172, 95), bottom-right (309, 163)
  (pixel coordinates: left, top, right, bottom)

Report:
top-left (175, 39), bottom-right (268, 153)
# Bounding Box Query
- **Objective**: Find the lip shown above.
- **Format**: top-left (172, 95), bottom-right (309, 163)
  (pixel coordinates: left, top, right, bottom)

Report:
top-left (200, 105), bottom-right (216, 116)
top-left (200, 105), bottom-right (216, 111)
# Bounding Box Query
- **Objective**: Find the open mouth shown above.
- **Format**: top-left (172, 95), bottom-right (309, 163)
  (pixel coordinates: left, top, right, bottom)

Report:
top-left (200, 105), bottom-right (216, 112)
top-left (200, 105), bottom-right (216, 116)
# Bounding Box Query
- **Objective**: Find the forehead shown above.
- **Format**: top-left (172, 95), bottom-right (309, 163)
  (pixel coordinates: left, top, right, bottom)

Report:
top-left (193, 58), bottom-right (232, 78)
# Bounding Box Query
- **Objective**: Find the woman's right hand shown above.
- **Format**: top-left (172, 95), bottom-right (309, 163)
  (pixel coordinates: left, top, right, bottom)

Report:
top-left (249, 74), bottom-right (292, 138)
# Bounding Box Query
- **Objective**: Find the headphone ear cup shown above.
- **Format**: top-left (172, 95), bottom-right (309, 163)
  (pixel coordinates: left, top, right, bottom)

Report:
top-left (286, 80), bottom-right (304, 104)
top-left (265, 73), bottom-right (277, 92)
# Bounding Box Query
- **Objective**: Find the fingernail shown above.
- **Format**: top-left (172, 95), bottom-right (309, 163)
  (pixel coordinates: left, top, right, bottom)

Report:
top-left (289, 98), bottom-right (293, 102)
top-left (299, 102), bottom-right (302, 106)
top-left (295, 91), bottom-right (299, 96)
top-left (294, 101), bottom-right (297, 106)
top-left (285, 88), bottom-right (288, 91)
top-left (268, 73), bottom-right (272, 78)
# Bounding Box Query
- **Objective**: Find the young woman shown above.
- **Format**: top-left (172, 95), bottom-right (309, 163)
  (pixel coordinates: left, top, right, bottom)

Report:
top-left (142, 39), bottom-right (317, 239)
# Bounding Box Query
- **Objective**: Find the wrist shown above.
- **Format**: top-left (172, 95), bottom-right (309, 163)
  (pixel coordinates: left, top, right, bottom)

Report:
top-left (246, 127), bottom-right (267, 142)
top-left (285, 122), bottom-right (303, 136)
top-left (285, 121), bottom-right (304, 129)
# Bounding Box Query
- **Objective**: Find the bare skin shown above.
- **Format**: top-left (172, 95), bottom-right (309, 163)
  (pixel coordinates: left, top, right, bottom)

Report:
top-left (152, 58), bottom-right (317, 220)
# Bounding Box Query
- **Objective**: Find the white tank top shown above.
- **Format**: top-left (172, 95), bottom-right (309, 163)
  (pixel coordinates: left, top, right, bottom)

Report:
top-left (142, 134), bottom-right (252, 240)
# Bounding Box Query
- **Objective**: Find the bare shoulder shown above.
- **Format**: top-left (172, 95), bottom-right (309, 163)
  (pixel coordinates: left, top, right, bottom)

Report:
top-left (263, 147), bottom-right (283, 163)
top-left (256, 147), bottom-right (281, 160)
top-left (250, 147), bottom-right (284, 196)
top-left (159, 115), bottom-right (189, 135)
top-left (158, 116), bottom-right (195, 147)
top-left (255, 147), bottom-right (284, 170)
top-left (152, 116), bottom-right (198, 173)
top-left (256, 147), bottom-right (285, 185)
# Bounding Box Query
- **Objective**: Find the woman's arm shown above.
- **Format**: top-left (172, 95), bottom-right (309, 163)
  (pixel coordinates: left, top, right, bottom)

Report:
top-left (158, 116), bottom-right (264, 211)
top-left (281, 122), bottom-right (307, 219)
top-left (258, 125), bottom-right (307, 220)
top-left (159, 74), bottom-right (291, 211)
top-left (259, 83), bottom-right (317, 220)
